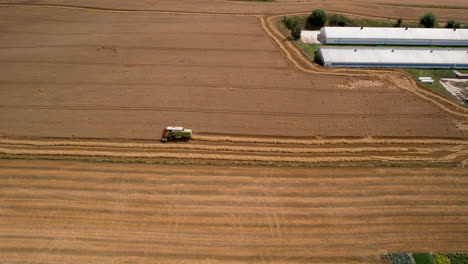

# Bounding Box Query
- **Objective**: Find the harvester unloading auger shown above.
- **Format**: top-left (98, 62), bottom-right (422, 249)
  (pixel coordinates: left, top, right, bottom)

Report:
top-left (161, 126), bottom-right (192, 142)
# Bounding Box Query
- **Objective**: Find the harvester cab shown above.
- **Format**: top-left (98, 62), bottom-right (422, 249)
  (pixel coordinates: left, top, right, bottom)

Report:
top-left (161, 126), bottom-right (192, 142)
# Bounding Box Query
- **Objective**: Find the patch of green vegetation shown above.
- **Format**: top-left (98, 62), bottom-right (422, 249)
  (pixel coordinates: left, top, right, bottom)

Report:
top-left (446, 254), bottom-right (468, 264)
top-left (404, 68), bottom-right (459, 100)
top-left (288, 15), bottom-right (308, 29)
top-left (382, 253), bottom-right (415, 264)
top-left (413, 253), bottom-right (436, 264)
top-left (294, 41), bottom-right (320, 60)
top-left (458, 69), bottom-right (468, 74)
top-left (344, 16), bottom-right (421, 28)
top-left (434, 254), bottom-right (451, 264)
top-left (292, 13), bottom-right (421, 28)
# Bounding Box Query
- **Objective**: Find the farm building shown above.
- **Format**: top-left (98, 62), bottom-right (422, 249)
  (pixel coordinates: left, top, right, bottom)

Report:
top-left (317, 27), bottom-right (468, 46)
top-left (319, 47), bottom-right (468, 68)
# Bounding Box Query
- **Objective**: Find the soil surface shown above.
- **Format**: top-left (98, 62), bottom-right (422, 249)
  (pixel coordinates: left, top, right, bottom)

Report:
top-left (0, 2), bottom-right (466, 139)
top-left (1, 159), bottom-right (467, 264)
top-left (1, 0), bottom-right (467, 21)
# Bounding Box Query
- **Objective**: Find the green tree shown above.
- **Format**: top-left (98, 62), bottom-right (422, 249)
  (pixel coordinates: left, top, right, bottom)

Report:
top-left (290, 19), bottom-right (299, 30)
top-left (394, 18), bottom-right (403, 27)
top-left (291, 25), bottom-right (301, 40)
top-left (420, 12), bottom-right (437, 28)
top-left (328, 13), bottom-right (347, 27)
top-left (283, 16), bottom-right (293, 29)
top-left (447, 20), bottom-right (462, 29)
top-left (446, 19), bottom-right (456, 28)
top-left (306, 9), bottom-right (327, 29)
top-left (314, 51), bottom-right (323, 66)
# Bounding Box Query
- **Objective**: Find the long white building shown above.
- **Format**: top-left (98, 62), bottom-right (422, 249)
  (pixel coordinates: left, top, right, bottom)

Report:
top-left (319, 47), bottom-right (468, 68)
top-left (319, 27), bottom-right (468, 46)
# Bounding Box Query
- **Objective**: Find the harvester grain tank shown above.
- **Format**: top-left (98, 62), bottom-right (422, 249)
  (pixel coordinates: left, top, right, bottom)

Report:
top-left (161, 126), bottom-right (192, 142)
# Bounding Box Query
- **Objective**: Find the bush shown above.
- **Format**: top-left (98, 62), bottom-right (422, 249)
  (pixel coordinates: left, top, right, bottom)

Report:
top-left (291, 25), bottom-right (301, 40)
top-left (328, 13), bottom-right (347, 27)
top-left (434, 254), bottom-right (451, 264)
top-left (395, 18), bottom-right (403, 27)
top-left (446, 20), bottom-right (456, 28)
top-left (283, 16), bottom-right (293, 29)
top-left (314, 51), bottom-right (323, 65)
top-left (446, 20), bottom-right (461, 29)
top-left (446, 254), bottom-right (468, 264)
top-left (306, 9), bottom-right (327, 29)
top-left (420, 12), bottom-right (437, 28)
top-left (290, 19), bottom-right (299, 30)
top-left (413, 253), bottom-right (436, 264)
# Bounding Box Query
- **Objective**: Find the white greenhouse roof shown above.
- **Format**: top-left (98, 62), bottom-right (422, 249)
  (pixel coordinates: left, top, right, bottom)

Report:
top-left (319, 47), bottom-right (468, 67)
top-left (321, 27), bottom-right (468, 41)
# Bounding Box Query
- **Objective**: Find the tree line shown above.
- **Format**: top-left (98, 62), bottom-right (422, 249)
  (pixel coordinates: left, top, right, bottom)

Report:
top-left (283, 9), bottom-right (466, 40)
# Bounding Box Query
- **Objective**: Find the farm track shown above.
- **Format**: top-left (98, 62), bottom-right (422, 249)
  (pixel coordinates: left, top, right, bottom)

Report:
top-left (0, 159), bottom-right (467, 263)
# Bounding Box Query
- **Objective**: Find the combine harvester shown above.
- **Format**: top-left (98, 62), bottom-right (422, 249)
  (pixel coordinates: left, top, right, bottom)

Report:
top-left (161, 126), bottom-right (192, 142)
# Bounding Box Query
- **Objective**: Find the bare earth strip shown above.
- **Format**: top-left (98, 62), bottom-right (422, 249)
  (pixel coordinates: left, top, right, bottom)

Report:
top-left (0, 159), bottom-right (467, 264)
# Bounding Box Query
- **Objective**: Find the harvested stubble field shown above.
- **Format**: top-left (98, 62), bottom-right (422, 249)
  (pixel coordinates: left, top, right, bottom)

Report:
top-left (1, 136), bottom-right (467, 166)
top-left (0, 1), bottom-right (467, 139)
top-left (0, 159), bottom-right (467, 263)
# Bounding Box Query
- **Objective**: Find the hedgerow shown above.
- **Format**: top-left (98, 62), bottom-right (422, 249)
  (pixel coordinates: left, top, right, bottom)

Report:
top-left (413, 253), bottom-right (436, 264)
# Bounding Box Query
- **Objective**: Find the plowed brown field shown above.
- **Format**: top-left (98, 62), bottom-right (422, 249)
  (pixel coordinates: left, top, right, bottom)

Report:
top-left (1, 159), bottom-right (467, 263)
top-left (0, 2), bottom-right (466, 139)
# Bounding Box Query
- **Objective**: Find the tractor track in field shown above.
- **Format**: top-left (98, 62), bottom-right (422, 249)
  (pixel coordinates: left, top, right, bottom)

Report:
top-left (1, 137), bottom-right (466, 167)
top-left (0, 80), bottom-right (402, 94)
top-left (0, 104), bottom-right (445, 118)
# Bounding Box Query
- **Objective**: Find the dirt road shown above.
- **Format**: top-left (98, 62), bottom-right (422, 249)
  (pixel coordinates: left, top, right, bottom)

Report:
top-left (0, 159), bottom-right (466, 263)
